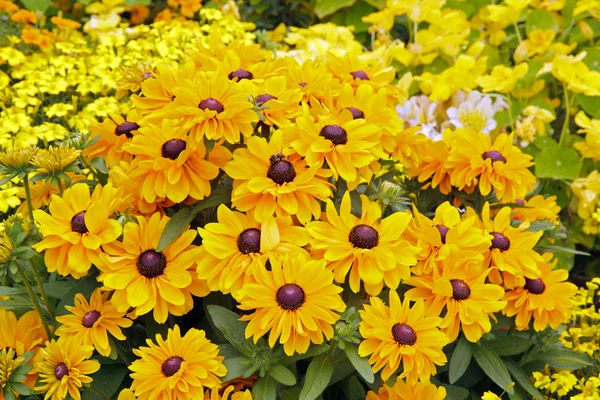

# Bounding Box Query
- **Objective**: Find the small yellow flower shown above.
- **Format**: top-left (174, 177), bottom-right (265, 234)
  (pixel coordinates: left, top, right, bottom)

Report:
top-left (477, 63), bottom-right (529, 93)
top-left (31, 146), bottom-right (81, 176)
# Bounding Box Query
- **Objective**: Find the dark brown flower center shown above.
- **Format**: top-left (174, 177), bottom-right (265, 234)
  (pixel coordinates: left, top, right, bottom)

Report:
top-left (299, 82), bottom-right (307, 87)
top-left (525, 278), bottom-right (546, 294)
top-left (162, 356), bottom-right (183, 377)
top-left (228, 69), bottom-right (253, 81)
top-left (137, 250), bottom-right (167, 278)
top-left (54, 363), bottom-right (68, 379)
top-left (491, 232), bottom-right (510, 251)
top-left (346, 107), bottom-right (364, 119)
top-left (142, 72), bottom-right (153, 79)
top-left (349, 224), bottom-right (379, 249)
top-left (256, 94), bottom-right (276, 106)
top-left (437, 225), bottom-right (449, 244)
top-left (351, 70), bottom-right (369, 80)
top-left (115, 121), bottom-right (139, 139)
top-left (276, 284), bottom-right (305, 310)
top-left (392, 323), bottom-right (416, 345)
top-left (451, 279), bottom-right (471, 300)
top-left (237, 228), bottom-right (261, 254)
top-left (161, 139), bottom-right (186, 160)
top-left (319, 124), bottom-right (348, 146)
top-left (71, 211), bottom-right (88, 234)
top-left (199, 98), bottom-right (224, 113)
top-left (515, 199), bottom-right (525, 205)
top-left (82, 311), bottom-right (101, 328)
top-left (482, 150), bottom-right (506, 163)
top-left (267, 157), bottom-right (296, 185)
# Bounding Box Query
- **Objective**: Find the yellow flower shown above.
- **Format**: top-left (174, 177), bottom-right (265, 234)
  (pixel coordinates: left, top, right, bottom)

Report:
top-left (31, 146), bottom-right (81, 176)
top-left (129, 325), bottom-right (226, 399)
top-left (224, 130), bottom-right (332, 224)
top-left (32, 183), bottom-right (124, 279)
top-left (204, 386), bottom-right (253, 400)
top-left (251, 76), bottom-right (303, 128)
top-left (476, 63), bottom-right (529, 93)
top-left (0, 187), bottom-right (21, 214)
top-left (196, 205), bottom-right (310, 298)
top-left (481, 392), bottom-right (502, 400)
top-left (503, 253), bottom-right (577, 331)
top-left (45, 103), bottom-right (74, 118)
top-left (36, 336), bottom-right (101, 400)
top-left (97, 213), bottom-right (209, 323)
top-left (510, 195), bottom-right (561, 225)
top-left (514, 29), bottom-right (556, 62)
top-left (358, 290), bottom-right (449, 382)
top-left (55, 289), bottom-right (133, 357)
top-left (239, 252), bottom-right (345, 356)
top-left (0, 348), bottom-right (25, 400)
top-left (0, 232), bottom-right (13, 264)
top-left (551, 53), bottom-right (600, 96)
top-left (366, 377), bottom-right (447, 400)
top-left (307, 192), bottom-right (418, 295)
top-left (0, 146), bottom-right (37, 173)
top-left (572, 170), bottom-right (600, 218)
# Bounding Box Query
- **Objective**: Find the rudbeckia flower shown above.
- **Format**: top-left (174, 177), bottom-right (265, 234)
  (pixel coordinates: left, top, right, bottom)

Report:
top-left (32, 183), bottom-right (124, 279)
top-left (366, 376), bottom-right (447, 400)
top-left (283, 58), bottom-right (340, 105)
top-left (405, 202), bottom-right (492, 275)
top-left (129, 325), bottom-right (226, 400)
top-left (239, 252), bottom-right (345, 356)
top-left (225, 130), bottom-right (333, 224)
top-left (405, 250), bottom-right (507, 342)
top-left (55, 289), bottom-right (133, 357)
top-left (503, 253), bottom-right (578, 331)
top-left (327, 53), bottom-right (395, 90)
top-left (479, 203), bottom-right (544, 283)
top-left (161, 73), bottom-right (257, 144)
top-left (196, 205), bottom-right (310, 298)
top-left (284, 105), bottom-right (383, 185)
top-left (97, 213), bottom-right (209, 323)
top-left (36, 337), bottom-right (101, 400)
top-left (306, 192), bottom-right (419, 295)
top-left (123, 122), bottom-right (228, 204)
top-left (445, 130), bottom-right (536, 202)
top-left (85, 110), bottom-right (142, 168)
top-left (358, 290), bottom-right (449, 382)
top-left (509, 195), bottom-right (561, 225)
top-left (251, 76), bottom-right (303, 128)
top-left (190, 36), bottom-right (267, 72)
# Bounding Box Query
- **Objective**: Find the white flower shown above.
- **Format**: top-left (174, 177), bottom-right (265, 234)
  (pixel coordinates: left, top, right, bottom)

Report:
top-left (396, 95), bottom-right (442, 141)
top-left (446, 90), bottom-right (507, 134)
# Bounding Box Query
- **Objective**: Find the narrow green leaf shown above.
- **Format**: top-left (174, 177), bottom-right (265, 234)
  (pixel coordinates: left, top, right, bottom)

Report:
top-left (527, 349), bottom-right (593, 370)
top-left (268, 364), bottom-right (297, 386)
top-left (11, 382), bottom-right (32, 396)
top-left (90, 157), bottom-right (109, 173)
top-left (342, 343), bottom-right (374, 383)
top-left (450, 336), bottom-right (472, 384)
top-left (156, 187), bottom-right (231, 251)
top-left (299, 354), bottom-right (334, 400)
top-left (486, 336), bottom-right (531, 357)
top-left (281, 344), bottom-right (329, 366)
top-left (252, 375), bottom-right (277, 400)
top-left (535, 245), bottom-right (591, 256)
top-left (471, 343), bottom-right (514, 394)
top-left (504, 359), bottom-right (544, 400)
top-left (223, 357), bottom-right (253, 382)
top-left (206, 305), bottom-right (256, 357)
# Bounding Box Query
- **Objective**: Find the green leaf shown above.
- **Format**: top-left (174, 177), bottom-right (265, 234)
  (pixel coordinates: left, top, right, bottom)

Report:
top-left (299, 354), bottom-right (334, 400)
top-left (281, 344), bottom-right (330, 366)
top-left (504, 359), bottom-right (543, 400)
top-left (525, 10), bottom-right (558, 34)
top-left (485, 336), bottom-right (531, 356)
top-left (268, 364), bottom-right (296, 386)
top-left (81, 365), bottom-right (128, 400)
top-left (576, 94), bottom-right (600, 119)
top-left (11, 383), bottom-right (32, 396)
top-left (449, 336), bottom-right (472, 384)
top-left (0, 172), bottom-right (18, 186)
top-left (156, 186), bottom-right (231, 251)
top-left (207, 305), bottom-right (257, 357)
top-left (344, 1), bottom-right (375, 33)
top-left (90, 157), bottom-right (108, 174)
top-left (21, 0), bottom-right (51, 12)
top-left (535, 147), bottom-right (582, 180)
top-left (342, 343), bottom-right (374, 383)
top-left (363, 0), bottom-right (385, 9)
top-left (471, 343), bottom-right (514, 394)
top-left (441, 384), bottom-right (470, 400)
top-left (536, 245), bottom-right (590, 256)
top-left (252, 375), bottom-right (277, 400)
top-left (223, 357), bottom-right (254, 382)
top-left (38, 280), bottom-right (76, 299)
top-left (527, 349), bottom-right (594, 370)
top-left (582, 47), bottom-right (600, 72)
top-left (314, 0), bottom-right (355, 18)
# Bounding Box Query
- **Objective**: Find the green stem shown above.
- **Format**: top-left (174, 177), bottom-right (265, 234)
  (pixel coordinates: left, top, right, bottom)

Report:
top-left (513, 21), bottom-right (522, 43)
top-left (29, 259), bottom-right (54, 322)
top-left (88, 382), bottom-right (109, 400)
top-left (57, 178), bottom-right (64, 195)
top-left (79, 155), bottom-right (103, 184)
top-left (113, 340), bottom-right (130, 364)
top-left (559, 83), bottom-right (570, 147)
top-left (16, 261), bottom-right (52, 339)
top-left (506, 94), bottom-right (515, 133)
top-left (23, 174), bottom-right (35, 224)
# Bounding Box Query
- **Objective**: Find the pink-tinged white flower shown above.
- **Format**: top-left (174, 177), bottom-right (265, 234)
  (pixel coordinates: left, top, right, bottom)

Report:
top-left (446, 90), bottom-right (508, 134)
top-left (396, 95), bottom-right (442, 141)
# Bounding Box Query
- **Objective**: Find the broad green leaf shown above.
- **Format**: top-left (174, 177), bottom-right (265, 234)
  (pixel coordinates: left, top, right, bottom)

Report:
top-left (22, 0), bottom-right (51, 12)
top-left (156, 186), bottom-right (230, 251)
top-left (81, 365), bottom-right (127, 400)
top-left (252, 375), bottom-right (277, 400)
top-left (90, 157), bottom-right (108, 174)
top-left (344, 375), bottom-right (367, 400)
top-left (576, 94), bottom-right (600, 119)
top-left (504, 359), bottom-right (544, 400)
top-left (223, 357), bottom-right (254, 382)
top-left (342, 343), bottom-right (374, 383)
top-left (442, 384), bottom-right (470, 400)
top-left (280, 388), bottom-right (302, 400)
top-left (449, 336), bottom-right (472, 384)
top-left (38, 280), bottom-right (76, 299)
top-left (472, 343), bottom-right (514, 394)
top-left (486, 336), bottom-right (531, 356)
top-left (11, 383), bottom-right (31, 396)
top-left (535, 147), bottom-right (582, 180)
top-left (525, 10), bottom-right (558, 34)
top-left (207, 305), bottom-right (256, 357)
top-left (314, 0), bottom-right (355, 19)
top-left (299, 354), bottom-right (334, 400)
top-left (583, 47), bottom-right (600, 71)
top-left (527, 349), bottom-right (593, 370)
top-left (268, 364), bottom-right (296, 386)
top-left (344, 2), bottom-right (375, 33)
